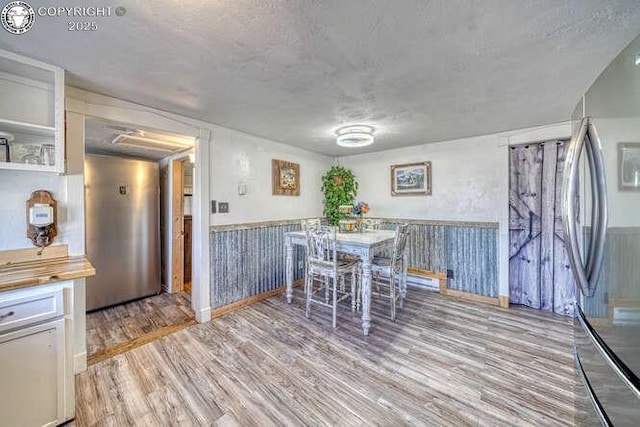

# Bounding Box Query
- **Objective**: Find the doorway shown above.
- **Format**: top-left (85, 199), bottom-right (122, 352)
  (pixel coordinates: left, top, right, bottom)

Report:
top-left (160, 156), bottom-right (194, 295)
top-left (508, 139), bottom-right (576, 316)
top-left (82, 117), bottom-right (197, 364)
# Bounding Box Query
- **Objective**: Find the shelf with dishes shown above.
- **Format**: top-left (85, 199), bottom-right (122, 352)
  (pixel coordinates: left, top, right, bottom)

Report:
top-left (0, 49), bottom-right (64, 173)
top-left (0, 121), bottom-right (57, 171)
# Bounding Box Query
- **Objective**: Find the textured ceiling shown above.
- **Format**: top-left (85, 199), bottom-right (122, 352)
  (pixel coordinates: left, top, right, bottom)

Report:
top-left (2, 1), bottom-right (640, 155)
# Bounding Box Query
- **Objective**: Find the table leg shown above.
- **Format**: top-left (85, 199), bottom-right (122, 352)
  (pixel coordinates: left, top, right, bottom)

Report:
top-left (361, 254), bottom-right (372, 336)
top-left (285, 238), bottom-right (294, 303)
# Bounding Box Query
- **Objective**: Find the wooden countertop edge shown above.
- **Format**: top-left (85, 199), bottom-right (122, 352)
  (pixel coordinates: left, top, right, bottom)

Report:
top-left (0, 255), bottom-right (96, 293)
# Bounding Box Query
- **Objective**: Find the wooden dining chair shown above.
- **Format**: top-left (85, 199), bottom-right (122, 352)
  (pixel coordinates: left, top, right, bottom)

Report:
top-left (300, 218), bottom-right (322, 230)
top-left (305, 225), bottom-right (358, 328)
top-left (370, 223), bottom-right (410, 321)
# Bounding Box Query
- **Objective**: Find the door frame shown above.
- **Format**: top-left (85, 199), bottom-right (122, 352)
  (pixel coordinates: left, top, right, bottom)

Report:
top-left (66, 90), bottom-right (212, 325)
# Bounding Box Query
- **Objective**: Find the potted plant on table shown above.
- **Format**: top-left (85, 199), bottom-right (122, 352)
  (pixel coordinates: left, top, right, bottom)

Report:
top-left (321, 165), bottom-right (358, 226)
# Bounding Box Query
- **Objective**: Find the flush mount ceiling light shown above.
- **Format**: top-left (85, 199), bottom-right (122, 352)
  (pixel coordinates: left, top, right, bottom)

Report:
top-left (336, 125), bottom-right (375, 148)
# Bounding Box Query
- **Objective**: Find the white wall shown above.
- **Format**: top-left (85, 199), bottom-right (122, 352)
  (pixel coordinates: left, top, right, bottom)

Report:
top-left (596, 117), bottom-right (640, 227)
top-left (65, 87), bottom-right (331, 227)
top-left (209, 126), bottom-right (332, 225)
top-left (0, 170), bottom-right (64, 250)
top-left (340, 135), bottom-right (503, 223)
top-left (341, 122), bottom-right (572, 298)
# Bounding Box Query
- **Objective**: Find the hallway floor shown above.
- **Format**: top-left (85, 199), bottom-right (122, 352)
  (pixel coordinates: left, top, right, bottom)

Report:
top-left (86, 292), bottom-right (194, 365)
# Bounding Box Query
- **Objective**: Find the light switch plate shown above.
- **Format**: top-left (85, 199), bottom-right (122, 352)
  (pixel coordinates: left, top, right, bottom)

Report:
top-left (218, 202), bottom-right (229, 213)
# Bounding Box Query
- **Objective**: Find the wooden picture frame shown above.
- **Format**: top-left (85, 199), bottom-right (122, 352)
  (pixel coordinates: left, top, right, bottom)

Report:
top-left (391, 161), bottom-right (431, 196)
top-left (618, 143), bottom-right (640, 191)
top-left (272, 159), bottom-right (300, 196)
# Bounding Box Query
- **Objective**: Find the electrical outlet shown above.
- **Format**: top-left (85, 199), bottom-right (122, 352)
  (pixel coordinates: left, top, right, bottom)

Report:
top-left (211, 200), bottom-right (217, 214)
top-left (446, 269), bottom-right (454, 279)
top-left (218, 202), bottom-right (229, 213)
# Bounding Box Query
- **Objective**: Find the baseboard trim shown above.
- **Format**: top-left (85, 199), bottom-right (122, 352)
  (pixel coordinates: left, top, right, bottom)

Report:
top-left (444, 288), bottom-right (501, 306)
top-left (408, 267), bottom-right (507, 308)
top-left (407, 267), bottom-right (447, 279)
top-left (212, 279), bottom-right (304, 320)
top-left (407, 268), bottom-right (447, 292)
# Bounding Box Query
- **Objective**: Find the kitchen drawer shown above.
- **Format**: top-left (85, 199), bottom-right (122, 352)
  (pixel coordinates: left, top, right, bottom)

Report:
top-left (0, 288), bottom-right (64, 334)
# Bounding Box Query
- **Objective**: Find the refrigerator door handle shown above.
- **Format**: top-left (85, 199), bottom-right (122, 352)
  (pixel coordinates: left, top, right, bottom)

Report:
top-left (562, 117), bottom-right (592, 297)
top-left (586, 122), bottom-right (608, 289)
top-left (584, 134), bottom-right (599, 279)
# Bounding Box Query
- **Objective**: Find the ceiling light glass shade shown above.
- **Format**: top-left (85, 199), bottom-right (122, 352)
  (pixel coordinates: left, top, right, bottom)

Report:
top-left (335, 125), bottom-right (375, 147)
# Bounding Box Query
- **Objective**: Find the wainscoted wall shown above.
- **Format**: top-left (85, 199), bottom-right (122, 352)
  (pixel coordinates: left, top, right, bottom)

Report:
top-left (445, 226), bottom-right (499, 297)
top-left (210, 220), bottom-right (305, 308)
top-left (584, 227), bottom-right (640, 322)
top-left (381, 220), bottom-right (446, 272)
top-left (380, 219), bottom-right (498, 297)
top-left (210, 218), bottom-right (499, 310)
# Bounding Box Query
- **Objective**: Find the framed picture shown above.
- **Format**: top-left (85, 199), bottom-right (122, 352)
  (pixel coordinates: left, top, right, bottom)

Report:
top-left (391, 161), bottom-right (432, 196)
top-left (618, 143), bottom-right (640, 191)
top-left (272, 159), bottom-right (300, 196)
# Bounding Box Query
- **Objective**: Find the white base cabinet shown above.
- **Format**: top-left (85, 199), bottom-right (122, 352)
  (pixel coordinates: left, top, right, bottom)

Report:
top-left (0, 282), bottom-right (74, 426)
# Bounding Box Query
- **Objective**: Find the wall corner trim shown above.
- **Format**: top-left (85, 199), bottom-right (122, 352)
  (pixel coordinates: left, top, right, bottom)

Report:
top-left (195, 306), bottom-right (212, 323)
top-left (74, 351), bottom-right (87, 374)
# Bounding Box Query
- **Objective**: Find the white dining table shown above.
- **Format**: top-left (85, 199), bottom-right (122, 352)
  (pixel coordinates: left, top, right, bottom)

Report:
top-left (284, 229), bottom-right (401, 335)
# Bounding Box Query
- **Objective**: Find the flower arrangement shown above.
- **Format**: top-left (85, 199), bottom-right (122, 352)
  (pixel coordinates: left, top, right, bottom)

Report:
top-left (353, 202), bottom-right (370, 216)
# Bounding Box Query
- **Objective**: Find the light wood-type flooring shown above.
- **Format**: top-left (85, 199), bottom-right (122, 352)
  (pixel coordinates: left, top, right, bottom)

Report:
top-left (76, 286), bottom-right (581, 426)
top-left (86, 292), bottom-right (195, 363)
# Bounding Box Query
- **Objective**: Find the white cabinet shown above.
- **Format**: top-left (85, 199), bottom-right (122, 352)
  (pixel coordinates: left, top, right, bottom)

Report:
top-left (0, 282), bottom-right (74, 426)
top-left (0, 49), bottom-right (64, 173)
top-left (0, 320), bottom-right (65, 427)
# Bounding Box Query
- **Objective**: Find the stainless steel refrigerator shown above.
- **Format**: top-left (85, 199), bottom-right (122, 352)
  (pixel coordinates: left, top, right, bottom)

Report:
top-left (564, 34), bottom-right (640, 425)
top-left (85, 155), bottom-right (161, 311)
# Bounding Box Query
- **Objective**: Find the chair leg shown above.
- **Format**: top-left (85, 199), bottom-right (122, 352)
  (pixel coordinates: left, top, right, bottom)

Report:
top-left (305, 274), bottom-right (312, 319)
top-left (332, 277), bottom-right (338, 328)
top-left (324, 274), bottom-right (330, 304)
top-left (400, 262), bottom-right (408, 309)
top-left (389, 272), bottom-right (396, 321)
top-left (356, 264), bottom-right (362, 311)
